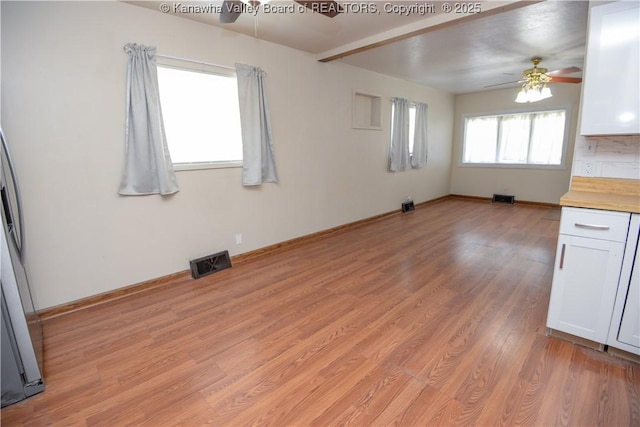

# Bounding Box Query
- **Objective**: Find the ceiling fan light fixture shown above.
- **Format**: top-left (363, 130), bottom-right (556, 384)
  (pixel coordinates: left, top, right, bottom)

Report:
top-left (515, 88), bottom-right (528, 103)
top-left (515, 58), bottom-right (553, 103)
top-left (515, 84), bottom-right (553, 103)
top-left (528, 88), bottom-right (543, 102)
top-left (240, 0), bottom-right (271, 6)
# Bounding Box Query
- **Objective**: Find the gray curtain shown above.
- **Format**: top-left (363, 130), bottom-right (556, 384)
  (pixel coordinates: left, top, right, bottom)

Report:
top-left (411, 102), bottom-right (428, 169)
top-left (235, 63), bottom-right (278, 186)
top-left (119, 43), bottom-right (178, 196)
top-left (389, 97), bottom-right (410, 171)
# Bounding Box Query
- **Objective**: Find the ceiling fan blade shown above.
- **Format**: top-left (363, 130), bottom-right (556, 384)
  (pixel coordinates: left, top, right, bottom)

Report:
top-left (547, 66), bottom-right (582, 77)
top-left (220, 0), bottom-right (243, 23)
top-left (550, 76), bottom-right (583, 84)
top-left (294, 0), bottom-right (342, 18)
top-left (484, 80), bottom-right (522, 89)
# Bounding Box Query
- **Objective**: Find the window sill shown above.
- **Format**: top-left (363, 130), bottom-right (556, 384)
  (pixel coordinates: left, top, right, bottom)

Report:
top-left (459, 162), bottom-right (567, 171)
top-left (173, 161), bottom-right (242, 171)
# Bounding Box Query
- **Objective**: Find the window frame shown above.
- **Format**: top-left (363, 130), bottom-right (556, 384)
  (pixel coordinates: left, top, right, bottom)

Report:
top-left (156, 57), bottom-right (243, 172)
top-left (460, 106), bottom-right (572, 170)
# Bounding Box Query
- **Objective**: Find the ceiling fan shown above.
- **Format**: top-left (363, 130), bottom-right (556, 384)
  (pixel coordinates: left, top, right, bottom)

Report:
top-left (486, 57), bottom-right (583, 89)
top-left (220, 0), bottom-right (342, 23)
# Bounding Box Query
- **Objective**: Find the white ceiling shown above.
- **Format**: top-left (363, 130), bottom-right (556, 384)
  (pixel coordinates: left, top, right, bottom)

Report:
top-left (128, 0), bottom-right (589, 94)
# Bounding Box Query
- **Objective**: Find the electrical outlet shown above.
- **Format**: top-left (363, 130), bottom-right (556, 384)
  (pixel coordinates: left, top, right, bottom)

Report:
top-left (584, 162), bottom-right (595, 176)
top-left (235, 233), bottom-right (242, 245)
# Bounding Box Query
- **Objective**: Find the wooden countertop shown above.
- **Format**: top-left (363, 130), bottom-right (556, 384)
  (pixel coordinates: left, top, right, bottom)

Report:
top-left (561, 190), bottom-right (640, 213)
top-left (560, 177), bottom-right (640, 214)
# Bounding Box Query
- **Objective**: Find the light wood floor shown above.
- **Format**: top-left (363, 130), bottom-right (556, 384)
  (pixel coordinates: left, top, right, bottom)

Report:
top-left (2, 199), bottom-right (639, 426)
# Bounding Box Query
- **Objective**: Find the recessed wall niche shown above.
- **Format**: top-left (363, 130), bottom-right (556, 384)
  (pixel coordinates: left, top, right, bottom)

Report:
top-left (352, 91), bottom-right (382, 130)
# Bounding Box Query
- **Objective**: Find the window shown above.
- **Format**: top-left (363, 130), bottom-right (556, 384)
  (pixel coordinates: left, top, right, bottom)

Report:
top-left (391, 103), bottom-right (417, 154)
top-left (408, 104), bottom-right (417, 155)
top-left (157, 65), bottom-right (243, 170)
top-left (389, 99), bottom-right (428, 171)
top-left (462, 109), bottom-right (567, 166)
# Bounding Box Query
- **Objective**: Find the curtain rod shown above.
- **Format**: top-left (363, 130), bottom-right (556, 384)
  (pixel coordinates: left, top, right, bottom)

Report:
top-left (156, 53), bottom-right (235, 71)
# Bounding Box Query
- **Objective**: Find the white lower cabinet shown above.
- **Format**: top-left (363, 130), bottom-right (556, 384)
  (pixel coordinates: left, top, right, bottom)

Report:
top-left (547, 234), bottom-right (626, 342)
top-left (607, 214), bottom-right (640, 355)
top-left (617, 257), bottom-right (640, 348)
top-left (546, 208), bottom-right (630, 344)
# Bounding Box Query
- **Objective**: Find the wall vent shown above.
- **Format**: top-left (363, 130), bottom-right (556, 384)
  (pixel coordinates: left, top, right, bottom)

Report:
top-left (402, 200), bottom-right (415, 213)
top-left (492, 194), bottom-right (515, 204)
top-left (189, 250), bottom-right (232, 279)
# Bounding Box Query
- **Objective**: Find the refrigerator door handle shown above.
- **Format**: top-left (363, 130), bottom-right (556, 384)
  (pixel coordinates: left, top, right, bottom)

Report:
top-left (1, 187), bottom-right (14, 231)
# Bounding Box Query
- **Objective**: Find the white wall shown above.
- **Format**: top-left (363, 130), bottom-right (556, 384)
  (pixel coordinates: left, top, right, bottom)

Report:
top-left (1, 1), bottom-right (454, 309)
top-left (450, 84), bottom-right (582, 204)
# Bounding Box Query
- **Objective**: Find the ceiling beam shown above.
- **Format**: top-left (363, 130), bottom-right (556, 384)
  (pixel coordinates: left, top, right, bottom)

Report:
top-left (316, 1), bottom-right (542, 62)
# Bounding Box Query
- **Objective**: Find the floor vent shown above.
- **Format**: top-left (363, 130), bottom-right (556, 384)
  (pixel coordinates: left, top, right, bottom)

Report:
top-left (402, 200), bottom-right (415, 213)
top-left (492, 194), bottom-right (515, 204)
top-left (189, 250), bottom-right (232, 279)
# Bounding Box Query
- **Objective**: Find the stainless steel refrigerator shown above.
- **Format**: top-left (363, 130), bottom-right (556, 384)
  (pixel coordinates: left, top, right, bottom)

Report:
top-left (1, 127), bottom-right (45, 407)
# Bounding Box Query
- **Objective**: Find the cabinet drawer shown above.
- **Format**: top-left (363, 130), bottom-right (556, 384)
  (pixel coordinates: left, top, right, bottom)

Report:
top-left (560, 207), bottom-right (630, 242)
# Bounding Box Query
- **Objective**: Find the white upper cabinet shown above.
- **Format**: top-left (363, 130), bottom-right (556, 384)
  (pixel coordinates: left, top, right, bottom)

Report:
top-left (580, 1), bottom-right (640, 135)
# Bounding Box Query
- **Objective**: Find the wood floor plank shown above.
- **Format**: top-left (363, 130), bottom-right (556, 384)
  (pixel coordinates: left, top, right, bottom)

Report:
top-left (235, 355), bottom-right (377, 427)
top-left (387, 383), bottom-right (451, 426)
top-left (307, 364), bottom-right (390, 427)
top-left (2, 199), bottom-right (638, 426)
top-left (338, 367), bottom-right (416, 425)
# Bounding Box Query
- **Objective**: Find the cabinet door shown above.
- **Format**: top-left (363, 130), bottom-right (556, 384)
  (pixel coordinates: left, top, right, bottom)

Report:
top-left (617, 245), bottom-right (639, 348)
top-left (580, 1), bottom-right (640, 135)
top-left (547, 235), bottom-right (625, 343)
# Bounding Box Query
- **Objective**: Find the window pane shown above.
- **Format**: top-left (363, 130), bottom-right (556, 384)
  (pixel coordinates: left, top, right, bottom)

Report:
top-left (464, 117), bottom-right (498, 163)
top-left (462, 109), bottom-right (566, 166)
top-left (498, 114), bottom-right (530, 163)
top-left (157, 67), bottom-right (242, 164)
top-left (409, 105), bottom-right (416, 154)
top-left (390, 103), bottom-right (416, 154)
top-left (529, 111), bottom-right (566, 165)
